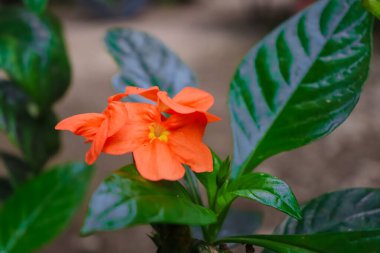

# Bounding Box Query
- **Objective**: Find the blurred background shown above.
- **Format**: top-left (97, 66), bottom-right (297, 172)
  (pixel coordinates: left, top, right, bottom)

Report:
top-left (0, 0), bottom-right (379, 252)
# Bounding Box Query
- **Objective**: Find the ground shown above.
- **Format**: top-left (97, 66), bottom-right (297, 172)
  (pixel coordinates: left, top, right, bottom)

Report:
top-left (1, 1), bottom-right (379, 252)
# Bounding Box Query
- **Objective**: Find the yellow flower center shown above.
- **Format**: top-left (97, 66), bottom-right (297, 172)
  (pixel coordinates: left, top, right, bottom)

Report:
top-left (148, 124), bottom-right (170, 143)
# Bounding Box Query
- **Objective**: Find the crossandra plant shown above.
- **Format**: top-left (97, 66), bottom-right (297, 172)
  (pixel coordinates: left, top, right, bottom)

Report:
top-left (54, 0), bottom-right (380, 252)
top-left (2, 0), bottom-right (380, 252)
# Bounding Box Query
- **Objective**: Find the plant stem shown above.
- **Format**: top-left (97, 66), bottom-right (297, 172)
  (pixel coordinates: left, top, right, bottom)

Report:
top-left (151, 224), bottom-right (220, 253)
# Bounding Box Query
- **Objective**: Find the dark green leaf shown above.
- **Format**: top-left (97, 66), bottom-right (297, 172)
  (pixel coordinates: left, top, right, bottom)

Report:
top-left (229, 0), bottom-right (373, 177)
top-left (0, 178), bottom-right (12, 202)
top-left (218, 173), bottom-right (301, 219)
top-left (105, 28), bottom-right (197, 96)
top-left (23, 0), bottom-right (48, 13)
top-left (0, 162), bottom-right (93, 253)
top-left (0, 80), bottom-right (60, 171)
top-left (217, 231), bottom-right (380, 253)
top-left (263, 188), bottom-right (380, 253)
top-left (275, 188), bottom-right (380, 234)
top-left (0, 152), bottom-right (32, 187)
top-left (0, 7), bottom-right (71, 109)
top-left (82, 164), bottom-right (217, 235)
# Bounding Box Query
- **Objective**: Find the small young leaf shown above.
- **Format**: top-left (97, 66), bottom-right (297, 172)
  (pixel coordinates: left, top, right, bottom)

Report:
top-left (217, 231), bottom-right (380, 253)
top-left (23, 0), bottom-right (49, 13)
top-left (0, 7), bottom-right (71, 109)
top-left (82, 164), bottom-right (217, 235)
top-left (218, 173), bottom-right (301, 219)
top-left (105, 28), bottom-right (197, 96)
top-left (229, 0), bottom-right (374, 177)
top-left (0, 162), bottom-right (93, 253)
top-left (196, 151), bottom-right (228, 208)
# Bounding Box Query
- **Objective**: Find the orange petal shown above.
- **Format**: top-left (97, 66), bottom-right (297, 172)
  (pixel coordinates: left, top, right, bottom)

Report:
top-left (157, 91), bottom-right (196, 114)
top-left (103, 102), bottom-right (161, 155)
top-left (166, 113), bottom-right (213, 173)
top-left (104, 101), bottom-right (129, 136)
top-left (173, 87), bottom-right (214, 111)
top-left (205, 112), bottom-right (221, 123)
top-left (85, 120), bottom-right (109, 165)
top-left (55, 113), bottom-right (105, 141)
top-left (108, 86), bottom-right (159, 102)
top-left (133, 140), bottom-right (185, 181)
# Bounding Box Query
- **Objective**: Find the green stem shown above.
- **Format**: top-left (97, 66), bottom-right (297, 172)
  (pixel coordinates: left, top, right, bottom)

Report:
top-left (151, 224), bottom-right (220, 253)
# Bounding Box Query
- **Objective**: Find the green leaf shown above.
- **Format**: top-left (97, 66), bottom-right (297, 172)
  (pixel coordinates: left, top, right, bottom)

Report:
top-left (229, 0), bottom-right (374, 177)
top-left (217, 231), bottom-right (380, 253)
top-left (218, 173), bottom-right (301, 219)
top-left (196, 151), bottom-right (222, 208)
top-left (0, 7), bottom-right (71, 109)
top-left (0, 152), bottom-right (32, 187)
top-left (23, 0), bottom-right (49, 13)
top-left (0, 80), bottom-right (59, 171)
top-left (0, 162), bottom-right (93, 253)
top-left (363, 0), bottom-right (380, 19)
top-left (263, 188), bottom-right (380, 253)
top-left (82, 164), bottom-right (217, 235)
top-left (274, 188), bottom-right (380, 234)
top-left (105, 28), bottom-right (197, 96)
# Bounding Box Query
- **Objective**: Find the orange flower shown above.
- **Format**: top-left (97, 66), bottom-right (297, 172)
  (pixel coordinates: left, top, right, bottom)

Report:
top-left (109, 86), bottom-right (220, 122)
top-left (55, 101), bottom-right (128, 165)
top-left (56, 86), bottom-right (219, 181)
top-left (103, 103), bottom-right (213, 181)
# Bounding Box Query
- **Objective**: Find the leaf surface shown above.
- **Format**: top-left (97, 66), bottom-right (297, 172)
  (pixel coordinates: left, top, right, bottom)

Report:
top-left (82, 164), bottom-right (217, 234)
top-left (0, 8), bottom-right (71, 109)
top-left (0, 163), bottom-right (92, 253)
top-left (105, 28), bottom-right (197, 96)
top-left (229, 0), bottom-right (373, 176)
top-left (218, 231), bottom-right (380, 253)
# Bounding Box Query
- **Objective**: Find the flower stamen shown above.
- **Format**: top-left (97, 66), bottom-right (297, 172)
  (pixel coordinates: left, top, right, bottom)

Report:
top-left (148, 124), bottom-right (170, 143)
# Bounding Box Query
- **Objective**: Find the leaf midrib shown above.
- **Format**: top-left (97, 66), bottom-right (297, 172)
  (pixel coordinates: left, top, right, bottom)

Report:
top-left (237, 0), bottom-right (363, 176)
top-left (1, 174), bottom-right (72, 252)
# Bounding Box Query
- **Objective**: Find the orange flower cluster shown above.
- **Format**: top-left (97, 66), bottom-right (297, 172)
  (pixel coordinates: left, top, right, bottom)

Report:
top-left (56, 86), bottom-right (220, 181)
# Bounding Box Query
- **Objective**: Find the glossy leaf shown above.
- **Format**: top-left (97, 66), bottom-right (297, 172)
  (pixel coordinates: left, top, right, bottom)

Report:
top-left (0, 162), bottom-right (93, 253)
top-left (229, 0), bottom-right (373, 177)
top-left (274, 188), bottom-right (380, 234)
top-left (217, 231), bottom-right (380, 253)
top-left (23, 0), bottom-right (48, 13)
top-left (0, 152), bottom-right (31, 187)
top-left (105, 28), bottom-right (197, 96)
top-left (0, 7), bottom-right (71, 109)
top-left (218, 173), bottom-right (301, 219)
top-left (0, 80), bottom-right (59, 171)
top-left (82, 164), bottom-right (217, 235)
